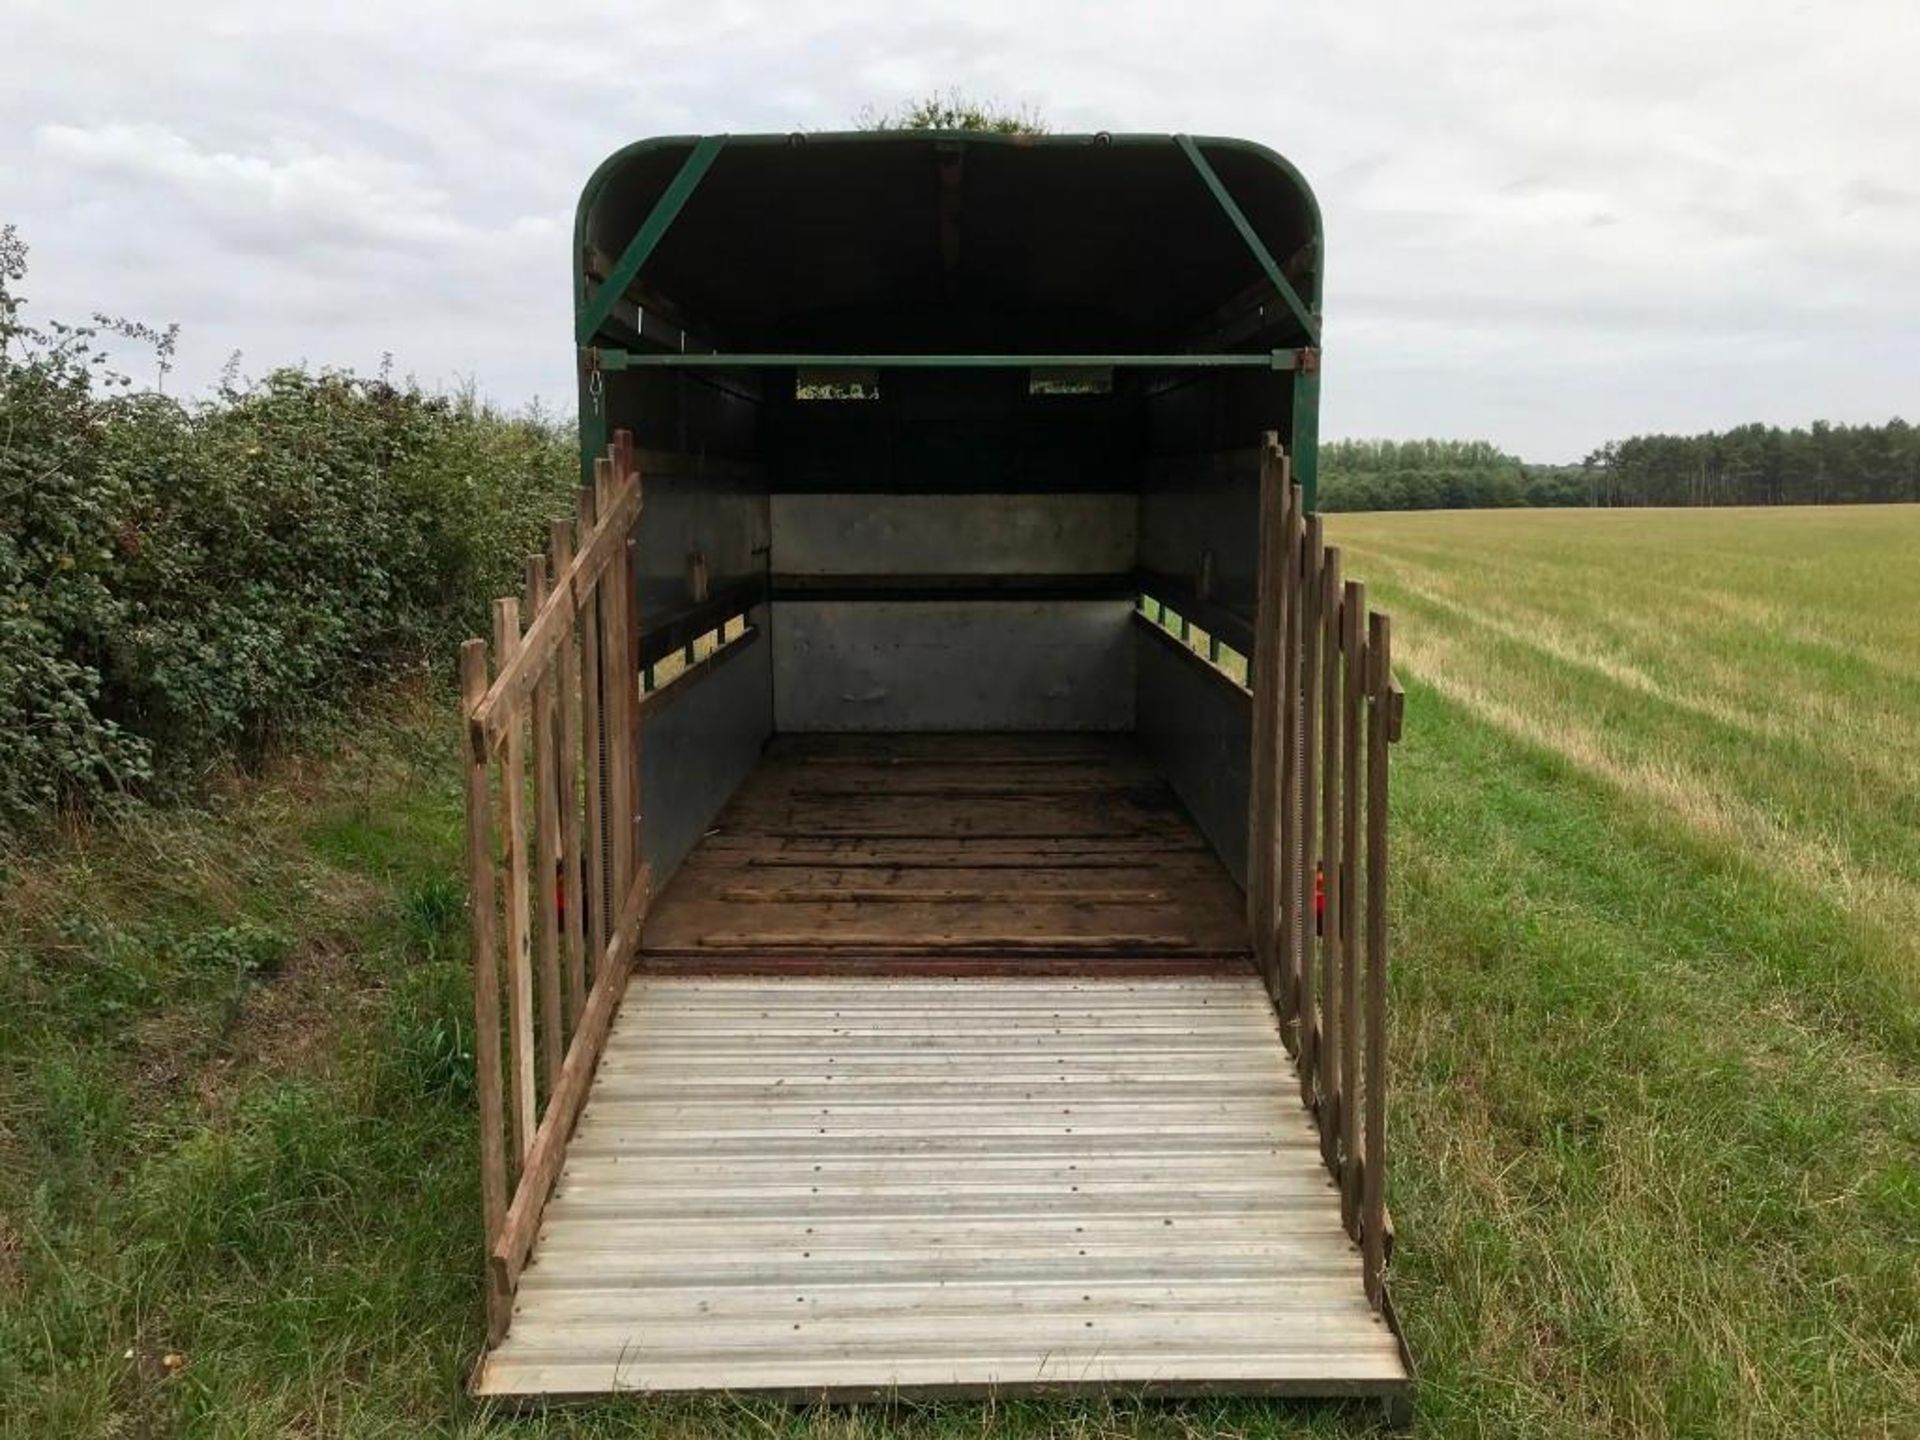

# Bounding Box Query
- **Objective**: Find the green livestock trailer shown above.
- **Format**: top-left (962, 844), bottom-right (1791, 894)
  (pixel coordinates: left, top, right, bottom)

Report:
top-left (458, 130), bottom-right (1411, 1416)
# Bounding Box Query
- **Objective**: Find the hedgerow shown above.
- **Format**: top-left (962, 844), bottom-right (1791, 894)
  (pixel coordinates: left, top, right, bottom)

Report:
top-left (0, 225), bottom-right (574, 821)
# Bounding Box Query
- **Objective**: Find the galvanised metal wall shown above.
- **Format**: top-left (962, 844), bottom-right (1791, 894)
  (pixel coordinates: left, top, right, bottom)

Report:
top-left (605, 367), bottom-right (775, 883)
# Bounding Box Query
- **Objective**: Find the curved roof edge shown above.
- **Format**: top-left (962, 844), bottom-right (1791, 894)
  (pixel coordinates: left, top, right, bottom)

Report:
top-left (572, 131), bottom-right (1324, 311)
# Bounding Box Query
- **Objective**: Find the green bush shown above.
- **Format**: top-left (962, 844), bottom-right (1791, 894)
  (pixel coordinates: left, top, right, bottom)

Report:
top-left (0, 226), bottom-right (574, 821)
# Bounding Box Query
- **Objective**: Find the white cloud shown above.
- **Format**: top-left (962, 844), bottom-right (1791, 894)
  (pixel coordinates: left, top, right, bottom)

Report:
top-left (1, 0), bottom-right (1915, 458)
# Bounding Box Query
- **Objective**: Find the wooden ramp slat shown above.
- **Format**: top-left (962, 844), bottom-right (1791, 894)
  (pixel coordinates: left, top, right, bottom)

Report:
top-left (475, 974), bottom-right (1410, 1402)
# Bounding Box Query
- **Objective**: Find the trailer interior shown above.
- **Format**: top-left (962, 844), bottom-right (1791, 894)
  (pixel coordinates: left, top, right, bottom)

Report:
top-left (463, 132), bottom-right (1412, 1415)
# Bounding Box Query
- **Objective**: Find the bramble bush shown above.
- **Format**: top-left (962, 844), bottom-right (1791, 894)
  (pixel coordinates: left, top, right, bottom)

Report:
top-left (0, 225), bottom-right (575, 822)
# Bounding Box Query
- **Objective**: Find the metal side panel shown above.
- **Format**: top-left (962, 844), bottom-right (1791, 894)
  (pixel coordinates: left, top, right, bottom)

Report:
top-left (771, 493), bottom-right (1137, 576)
top-left (1134, 626), bottom-right (1251, 887)
top-left (772, 600), bottom-right (1135, 732)
top-left (640, 631), bottom-right (772, 884)
top-left (633, 469), bottom-right (768, 620)
top-left (1138, 451), bottom-right (1262, 619)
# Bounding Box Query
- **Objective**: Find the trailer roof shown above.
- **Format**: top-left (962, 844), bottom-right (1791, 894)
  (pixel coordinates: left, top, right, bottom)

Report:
top-left (574, 132), bottom-right (1322, 355)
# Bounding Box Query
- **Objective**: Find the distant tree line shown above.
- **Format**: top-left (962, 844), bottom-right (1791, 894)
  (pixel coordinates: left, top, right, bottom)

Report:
top-left (1316, 439), bottom-right (1585, 512)
top-left (1318, 420), bottom-right (1920, 511)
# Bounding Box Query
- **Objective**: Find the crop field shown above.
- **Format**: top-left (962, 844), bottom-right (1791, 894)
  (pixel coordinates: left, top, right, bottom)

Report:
top-left (2, 506), bottom-right (1916, 1438)
top-left (1328, 504), bottom-right (1920, 1437)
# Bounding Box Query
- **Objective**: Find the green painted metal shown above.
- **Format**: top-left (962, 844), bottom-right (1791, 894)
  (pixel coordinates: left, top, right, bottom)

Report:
top-left (594, 350), bottom-right (1299, 371)
top-left (569, 130), bottom-right (1329, 506)
top-left (1175, 135), bottom-right (1319, 345)
top-left (575, 135), bottom-right (727, 346)
top-left (1291, 362), bottom-right (1321, 513)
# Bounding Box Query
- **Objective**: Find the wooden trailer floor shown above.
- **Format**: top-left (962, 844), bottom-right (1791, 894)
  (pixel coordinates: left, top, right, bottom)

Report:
top-left (474, 737), bottom-right (1410, 1404)
top-left (639, 733), bottom-right (1251, 971)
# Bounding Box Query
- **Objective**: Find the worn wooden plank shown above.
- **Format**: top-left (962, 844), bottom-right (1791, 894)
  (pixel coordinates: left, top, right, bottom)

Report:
top-left (714, 792), bottom-right (1193, 840)
top-left (549, 518), bottom-right (588, 1029)
top-left (1339, 580), bottom-right (1366, 1237)
top-left (1246, 437), bottom-right (1285, 999)
top-left (623, 535), bottom-right (645, 876)
top-left (1277, 475), bottom-right (1302, 1031)
top-left (694, 834), bottom-right (1212, 862)
top-left (576, 486), bottom-right (610, 977)
top-left (1317, 546), bottom-right (1345, 1169)
top-left (459, 640), bottom-right (510, 1342)
top-left (527, 556), bottom-right (565, 1097)
top-left (616, 431), bottom-right (645, 878)
top-left (595, 457), bottom-right (636, 906)
top-left (511, 1275), bottom-right (1371, 1313)
top-left (478, 1353), bottom-right (1410, 1402)
top-left (643, 916), bottom-right (1245, 956)
top-left (1363, 610), bottom-right (1392, 1307)
top-left (700, 877), bottom-right (1204, 904)
top-left (1296, 511), bottom-right (1323, 1107)
top-left (493, 597), bottom-right (537, 1162)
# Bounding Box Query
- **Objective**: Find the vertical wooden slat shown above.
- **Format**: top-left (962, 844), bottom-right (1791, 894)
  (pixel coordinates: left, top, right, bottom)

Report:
top-left (596, 454), bottom-right (636, 903)
top-left (526, 556), bottom-right (565, 1097)
top-left (1277, 473), bottom-right (1304, 1032)
top-left (1339, 578), bottom-right (1367, 1237)
top-left (1363, 610), bottom-right (1393, 1307)
top-left (549, 518), bottom-right (587, 1027)
top-left (1316, 546), bottom-right (1345, 1170)
top-left (615, 432), bottom-right (645, 886)
top-left (1246, 436), bottom-right (1285, 1001)
top-left (1296, 513), bottom-right (1323, 1109)
top-left (624, 534), bottom-right (644, 879)
top-left (577, 485), bottom-right (609, 977)
top-left (459, 640), bottom-right (510, 1341)
top-left (492, 597), bottom-right (536, 1163)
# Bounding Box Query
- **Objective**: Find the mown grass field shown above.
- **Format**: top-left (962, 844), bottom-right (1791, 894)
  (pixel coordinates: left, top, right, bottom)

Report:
top-left (2, 506), bottom-right (1917, 1438)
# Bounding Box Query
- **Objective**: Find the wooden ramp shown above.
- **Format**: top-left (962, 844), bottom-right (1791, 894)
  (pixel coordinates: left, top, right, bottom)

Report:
top-left (473, 972), bottom-right (1410, 1401)
top-left (472, 734), bottom-right (1409, 1408)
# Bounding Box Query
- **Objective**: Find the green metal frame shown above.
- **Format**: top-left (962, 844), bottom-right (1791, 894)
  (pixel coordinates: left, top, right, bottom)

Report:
top-left (575, 135), bottom-right (727, 346)
top-left (1292, 362), bottom-right (1321, 513)
top-left (1175, 135), bottom-right (1319, 347)
top-left (592, 350), bottom-right (1303, 372)
top-left (572, 131), bottom-right (1327, 511)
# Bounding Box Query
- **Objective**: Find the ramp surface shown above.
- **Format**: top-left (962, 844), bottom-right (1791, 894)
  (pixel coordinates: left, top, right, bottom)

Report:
top-left (475, 973), bottom-right (1409, 1400)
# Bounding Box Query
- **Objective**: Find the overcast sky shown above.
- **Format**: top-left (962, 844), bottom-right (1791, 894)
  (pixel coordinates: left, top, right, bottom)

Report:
top-left (3, 1), bottom-right (1915, 461)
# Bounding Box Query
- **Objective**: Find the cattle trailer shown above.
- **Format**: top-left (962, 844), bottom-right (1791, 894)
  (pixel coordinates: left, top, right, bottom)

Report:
top-left (459, 130), bottom-right (1412, 1417)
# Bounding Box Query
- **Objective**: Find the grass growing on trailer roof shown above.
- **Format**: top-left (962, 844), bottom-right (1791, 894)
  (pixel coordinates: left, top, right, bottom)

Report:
top-left (2, 508), bottom-right (1917, 1436)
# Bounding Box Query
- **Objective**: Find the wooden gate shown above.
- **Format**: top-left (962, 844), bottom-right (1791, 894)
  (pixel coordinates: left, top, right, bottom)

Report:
top-left (459, 430), bottom-right (650, 1342)
top-left (1247, 434), bottom-right (1405, 1308)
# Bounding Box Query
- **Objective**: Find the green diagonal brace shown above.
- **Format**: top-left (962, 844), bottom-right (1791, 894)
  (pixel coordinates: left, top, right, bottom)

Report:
top-left (1176, 135), bottom-right (1319, 345)
top-left (575, 134), bottom-right (727, 346)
